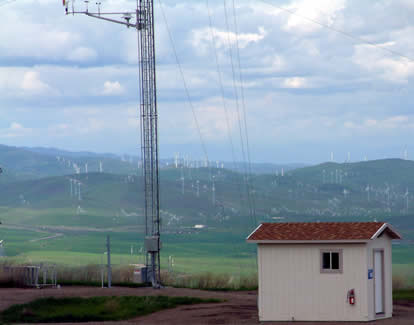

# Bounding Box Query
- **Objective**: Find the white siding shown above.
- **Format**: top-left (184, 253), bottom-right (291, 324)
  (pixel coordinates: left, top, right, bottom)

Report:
top-left (366, 234), bottom-right (393, 320)
top-left (258, 243), bottom-right (368, 322)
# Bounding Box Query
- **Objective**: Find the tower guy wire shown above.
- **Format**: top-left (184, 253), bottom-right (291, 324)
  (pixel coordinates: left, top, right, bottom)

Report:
top-left (158, 0), bottom-right (210, 165)
top-left (230, 0), bottom-right (257, 226)
top-left (259, 0), bottom-right (414, 63)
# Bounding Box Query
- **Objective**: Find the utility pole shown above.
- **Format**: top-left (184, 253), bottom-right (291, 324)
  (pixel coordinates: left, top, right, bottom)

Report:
top-left (64, 0), bottom-right (161, 288)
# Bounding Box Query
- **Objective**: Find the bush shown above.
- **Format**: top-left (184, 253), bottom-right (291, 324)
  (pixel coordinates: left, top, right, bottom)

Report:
top-left (161, 271), bottom-right (258, 291)
top-left (393, 272), bottom-right (414, 290)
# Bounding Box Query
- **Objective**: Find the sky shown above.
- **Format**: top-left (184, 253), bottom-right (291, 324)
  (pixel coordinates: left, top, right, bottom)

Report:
top-left (0, 0), bottom-right (413, 164)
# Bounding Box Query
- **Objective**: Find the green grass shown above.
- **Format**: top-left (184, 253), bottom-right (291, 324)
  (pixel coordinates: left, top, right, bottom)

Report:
top-left (0, 226), bottom-right (257, 275)
top-left (0, 296), bottom-right (221, 323)
top-left (393, 289), bottom-right (414, 301)
top-left (0, 226), bottom-right (412, 277)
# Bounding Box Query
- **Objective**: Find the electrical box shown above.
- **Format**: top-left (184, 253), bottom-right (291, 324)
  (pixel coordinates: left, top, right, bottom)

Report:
top-left (131, 264), bottom-right (147, 283)
top-left (145, 236), bottom-right (161, 252)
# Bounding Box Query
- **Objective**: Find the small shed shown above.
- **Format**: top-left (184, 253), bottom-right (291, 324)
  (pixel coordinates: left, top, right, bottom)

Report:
top-left (247, 222), bottom-right (401, 322)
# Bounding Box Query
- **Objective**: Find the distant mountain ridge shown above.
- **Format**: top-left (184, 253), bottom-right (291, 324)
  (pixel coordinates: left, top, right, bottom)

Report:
top-left (0, 144), bottom-right (307, 180)
top-left (0, 149), bottom-right (413, 233)
top-left (0, 144), bottom-right (139, 182)
top-left (23, 147), bottom-right (120, 159)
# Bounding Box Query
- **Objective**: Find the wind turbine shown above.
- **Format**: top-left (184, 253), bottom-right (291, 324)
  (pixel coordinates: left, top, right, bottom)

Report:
top-left (179, 166), bottom-right (185, 195)
top-left (69, 178), bottom-right (73, 198)
top-left (365, 185), bottom-right (370, 202)
top-left (385, 184), bottom-right (390, 208)
top-left (404, 188), bottom-right (409, 213)
top-left (78, 181), bottom-right (82, 201)
top-left (196, 180), bottom-right (200, 198)
top-left (343, 189), bottom-right (349, 199)
top-left (73, 179), bottom-right (78, 197)
top-left (212, 176), bottom-right (216, 205)
top-left (174, 153), bottom-right (179, 168)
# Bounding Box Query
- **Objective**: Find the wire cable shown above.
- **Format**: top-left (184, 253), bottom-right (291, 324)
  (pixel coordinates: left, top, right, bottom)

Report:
top-left (223, 0), bottom-right (255, 227)
top-left (259, 0), bottom-right (414, 63)
top-left (0, 0), bottom-right (16, 7)
top-left (206, 0), bottom-right (238, 170)
top-left (206, 0), bottom-right (248, 231)
top-left (157, 0), bottom-right (210, 164)
top-left (230, 0), bottom-right (257, 227)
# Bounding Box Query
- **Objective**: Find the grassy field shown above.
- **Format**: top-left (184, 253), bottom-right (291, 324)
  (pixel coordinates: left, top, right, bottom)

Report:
top-left (1, 226), bottom-right (413, 281)
top-left (0, 296), bottom-right (220, 323)
top-left (0, 227), bottom-right (257, 275)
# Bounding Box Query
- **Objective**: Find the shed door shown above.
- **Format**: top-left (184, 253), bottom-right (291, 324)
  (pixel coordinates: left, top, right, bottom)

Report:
top-left (374, 250), bottom-right (384, 314)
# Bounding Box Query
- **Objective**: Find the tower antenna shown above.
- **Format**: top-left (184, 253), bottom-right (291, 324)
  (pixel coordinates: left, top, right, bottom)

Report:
top-left (64, 0), bottom-right (161, 288)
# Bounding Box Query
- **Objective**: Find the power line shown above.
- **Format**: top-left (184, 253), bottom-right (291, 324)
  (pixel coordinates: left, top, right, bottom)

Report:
top-left (158, 0), bottom-right (210, 164)
top-left (259, 0), bottom-right (414, 63)
top-left (205, 0), bottom-right (237, 168)
top-left (223, 0), bottom-right (255, 227)
top-left (205, 0), bottom-right (245, 223)
top-left (0, 0), bottom-right (15, 7)
top-left (230, 0), bottom-right (257, 226)
top-left (232, 0), bottom-right (257, 225)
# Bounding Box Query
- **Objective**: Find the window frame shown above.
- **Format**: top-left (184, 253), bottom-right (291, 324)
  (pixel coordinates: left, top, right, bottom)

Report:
top-left (320, 249), bottom-right (343, 274)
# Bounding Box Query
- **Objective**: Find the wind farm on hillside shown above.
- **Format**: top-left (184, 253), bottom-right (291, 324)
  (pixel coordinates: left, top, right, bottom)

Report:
top-left (0, 0), bottom-right (414, 323)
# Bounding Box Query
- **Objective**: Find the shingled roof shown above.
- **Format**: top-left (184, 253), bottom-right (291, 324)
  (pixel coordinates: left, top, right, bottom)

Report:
top-left (247, 222), bottom-right (401, 242)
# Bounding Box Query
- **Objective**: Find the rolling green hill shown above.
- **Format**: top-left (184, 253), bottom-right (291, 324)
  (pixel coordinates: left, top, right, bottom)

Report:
top-left (0, 159), bottom-right (413, 234)
top-left (0, 144), bottom-right (139, 182)
top-left (0, 155), bottom-right (413, 275)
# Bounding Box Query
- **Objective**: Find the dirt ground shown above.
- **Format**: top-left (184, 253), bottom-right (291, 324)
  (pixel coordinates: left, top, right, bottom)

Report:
top-left (0, 286), bottom-right (413, 324)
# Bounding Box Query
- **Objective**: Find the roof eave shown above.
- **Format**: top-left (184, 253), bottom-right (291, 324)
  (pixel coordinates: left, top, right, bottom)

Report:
top-left (247, 239), bottom-right (369, 244)
top-left (246, 223), bottom-right (263, 241)
top-left (370, 223), bottom-right (402, 240)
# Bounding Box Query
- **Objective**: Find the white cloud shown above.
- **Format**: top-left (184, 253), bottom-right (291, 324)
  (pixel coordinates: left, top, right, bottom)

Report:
top-left (21, 71), bottom-right (52, 94)
top-left (283, 77), bottom-right (307, 88)
top-left (343, 116), bottom-right (413, 131)
top-left (102, 81), bottom-right (125, 95)
top-left (283, 0), bottom-right (347, 34)
top-left (0, 122), bottom-right (32, 138)
top-left (0, 0), bottom-right (414, 162)
top-left (352, 43), bottom-right (414, 82)
top-left (191, 27), bottom-right (266, 55)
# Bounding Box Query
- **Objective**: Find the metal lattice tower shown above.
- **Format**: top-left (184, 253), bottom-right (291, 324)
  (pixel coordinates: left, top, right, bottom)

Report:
top-left (138, 0), bottom-right (161, 288)
top-left (65, 0), bottom-right (161, 288)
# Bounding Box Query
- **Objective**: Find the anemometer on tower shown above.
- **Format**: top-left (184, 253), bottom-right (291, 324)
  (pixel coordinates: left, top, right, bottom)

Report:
top-left (63, 0), bottom-right (161, 288)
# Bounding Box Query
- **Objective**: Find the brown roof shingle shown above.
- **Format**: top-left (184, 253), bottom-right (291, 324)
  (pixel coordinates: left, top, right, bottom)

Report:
top-left (247, 222), bottom-right (400, 241)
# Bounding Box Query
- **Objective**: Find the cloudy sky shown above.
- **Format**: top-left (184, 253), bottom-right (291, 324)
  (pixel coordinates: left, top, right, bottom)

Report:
top-left (0, 0), bottom-right (413, 163)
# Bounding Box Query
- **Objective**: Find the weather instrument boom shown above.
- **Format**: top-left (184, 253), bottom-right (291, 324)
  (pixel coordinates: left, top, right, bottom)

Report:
top-left (63, 0), bottom-right (161, 288)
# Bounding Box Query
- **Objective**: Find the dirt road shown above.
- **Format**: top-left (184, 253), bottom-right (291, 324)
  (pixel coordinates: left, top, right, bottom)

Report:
top-left (0, 286), bottom-right (412, 324)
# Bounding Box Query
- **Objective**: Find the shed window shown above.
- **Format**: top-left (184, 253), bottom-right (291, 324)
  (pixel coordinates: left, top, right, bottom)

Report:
top-left (320, 250), bottom-right (342, 273)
